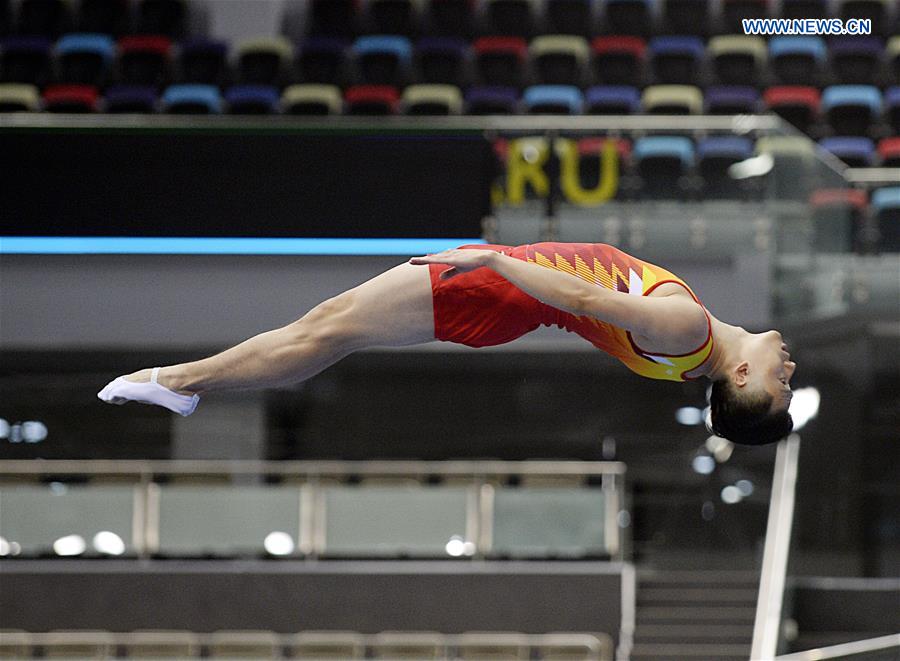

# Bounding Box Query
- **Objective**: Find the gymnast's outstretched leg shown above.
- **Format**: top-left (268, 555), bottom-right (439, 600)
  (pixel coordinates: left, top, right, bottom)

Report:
top-left (98, 262), bottom-right (435, 415)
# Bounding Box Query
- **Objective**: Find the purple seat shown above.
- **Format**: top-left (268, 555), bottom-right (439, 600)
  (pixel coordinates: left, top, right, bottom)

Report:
top-left (416, 36), bottom-right (467, 86)
top-left (0, 35), bottom-right (51, 86)
top-left (585, 85), bottom-right (640, 114)
top-left (830, 36), bottom-right (884, 84)
top-left (648, 36), bottom-right (705, 85)
top-left (705, 86), bottom-right (761, 114)
top-left (465, 86), bottom-right (519, 114)
top-left (104, 84), bottom-right (158, 113)
top-left (179, 38), bottom-right (229, 85)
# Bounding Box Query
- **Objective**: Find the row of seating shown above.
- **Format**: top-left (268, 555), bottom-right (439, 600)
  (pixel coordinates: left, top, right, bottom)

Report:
top-left (303, 0), bottom-right (899, 39)
top-left (5, 33), bottom-right (900, 90)
top-left (0, 0), bottom-right (189, 38)
top-left (0, 629), bottom-right (614, 660)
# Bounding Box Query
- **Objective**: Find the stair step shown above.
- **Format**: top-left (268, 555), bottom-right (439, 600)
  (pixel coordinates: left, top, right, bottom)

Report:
top-left (639, 587), bottom-right (759, 604)
top-left (629, 642), bottom-right (751, 659)
top-left (638, 606), bottom-right (757, 624)
top-left (635, 623), bottom-right (753, 643)
top-left (638, 569), bottom-right (760, 584)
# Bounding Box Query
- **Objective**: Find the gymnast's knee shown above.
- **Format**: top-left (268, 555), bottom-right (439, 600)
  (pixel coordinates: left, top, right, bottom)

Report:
top-left (289, 291), bottom-right (365, 351)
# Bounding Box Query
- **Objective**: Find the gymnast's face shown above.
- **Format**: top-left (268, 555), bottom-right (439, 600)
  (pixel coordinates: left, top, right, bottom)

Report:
top-left (738, 330), bottom-right (796, 413)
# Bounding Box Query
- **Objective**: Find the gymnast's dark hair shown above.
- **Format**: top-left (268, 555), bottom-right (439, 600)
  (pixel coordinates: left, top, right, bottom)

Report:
top-left (707, 378), bottom-right (794, 446)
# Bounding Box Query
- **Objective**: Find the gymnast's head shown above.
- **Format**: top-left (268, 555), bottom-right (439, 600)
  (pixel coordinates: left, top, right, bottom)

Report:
top-left (708, 329), bottom-right (795, 446)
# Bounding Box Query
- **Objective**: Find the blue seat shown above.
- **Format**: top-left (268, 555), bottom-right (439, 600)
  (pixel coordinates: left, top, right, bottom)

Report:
top-left (353, 35), bottom-right (412, 86)
top-left (465, 86), bottom-right (519, 114)
top-left (821, 85), bottom-right (882, 136)
top-left (633, 136), bottom-right (695, 199)
top-left (871, 187), bottom-right (900, 214)
top-left (523, 85), bottom-right (583, 114)
top-left (704, 86), bottom-right (760, 114)
top-left (225, 84), bottom-right (279, 114)
top-left (104, 84), bottom-right (158, 113)
top-left (585, 85), bottom-right (640, 114)
top-left (697, 136), bottom-right (756, 198)
top-left (769, 36), bottom-right (826, 85)
top-left (818, 137), bottom-right (876, 167)
top-left (871, 186), bottom-right (900, 251)
top-left (830, 36), bottom-right (884, 84)
top-left (648, 36), bottom-right (705, 85)
top-left (55, 33), bottom-right (115, 85)
top-left (162, 83), bottom-right (222, 114)
top-left (697, 136), bottom-right (754, 162)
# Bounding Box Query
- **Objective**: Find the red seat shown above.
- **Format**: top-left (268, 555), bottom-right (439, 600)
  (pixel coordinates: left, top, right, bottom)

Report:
top-left (473, 36), bottom-right (528, 87)
top-left (591, 36), bottom-right (645, 85)
top-left (344, 84), bottom-right (399, 114)
top-left (763, 86), bottom-right (820, 133)
top-left (877, 137), bottom-right (900, 166)
top-left (42, 84), bottom-right (99, 112)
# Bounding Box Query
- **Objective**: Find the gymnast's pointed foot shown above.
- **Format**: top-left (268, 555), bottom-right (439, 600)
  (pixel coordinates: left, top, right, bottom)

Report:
top-left (97, 367), bottom-right (200, 416)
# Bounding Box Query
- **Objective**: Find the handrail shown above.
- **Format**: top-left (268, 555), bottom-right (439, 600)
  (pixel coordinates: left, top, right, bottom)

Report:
top-left (774, 633), bottom-right (900, 660)
top-left (751, 434), bottom-right (802, 660)
top-left (0, 459), bottom-right (625, 477)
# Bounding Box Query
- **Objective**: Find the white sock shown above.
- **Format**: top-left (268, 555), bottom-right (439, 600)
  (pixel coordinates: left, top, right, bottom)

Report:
top-left (97, 367), bottom-right (200, 417)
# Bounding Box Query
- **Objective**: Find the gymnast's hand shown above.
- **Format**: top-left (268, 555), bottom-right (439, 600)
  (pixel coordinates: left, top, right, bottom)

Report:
top-left (409, 249), bottom-right (497, 280)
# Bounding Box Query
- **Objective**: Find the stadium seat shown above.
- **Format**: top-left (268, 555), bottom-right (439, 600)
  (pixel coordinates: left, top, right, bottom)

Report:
top-left (648, 36), bottom-right (705, 85)
top-left (641, 85), bottom-right (702, 114)
top-left (42, 83), bottom-right (98, 112)
top-left (179, 38), bottom-right (229, 85)
top-left (531, 35), bottom-right (589, 86)
top-left (456, 632), bottom-right (530, 660)
top-left (590, 36), bottom-right (644, 85)
top-left (473, 36), bottom-right (527, 88)
top-left (0, 82), bottom-right (39, 111)
top-left (821, 85), bottom-right (882, 136)
top-left (721, 0), bottom-right (769, 34)
top-left (763, 86), bottom-right (820, 133)
top-left (118, 35), bottom-right (172, 87)
top-left (208, 630), bottom-right (281, 659)
top-left (370, 631), bottom-right (446, 659)
top-left (0, 0), bottom-right (10, 36)
top-left (296, 36), bottom-right (349, 85)
top-left (236, 36), bottom-right (293, 86)
top-left (755, 135), bottom-right (817, 199)
top-left (122, 630), bottom-right (202, 658)
top-left (367, 0), bottom-right (418, 36)
top-left (56, 33), bottom-right (115, 86)
top-left (545, 0), bottom-right (593, 37)
top-left (466, 86), bottom-right (519, 115)
top-left (415, 36), bottom-right (468, 86)
top-left (780, 0), bottom-right (827, 20)
top-left (540, 633), bottom-right (610, 661)
top-left (0, 36), bottom-right (52, 86)
top-left (104, 84), bottom-right (158, 112)
top-left (353, 35), bottom-right (412, 86)
top-left (888, 36), bottom-right (900, 84)
top-left (161, 83), bottom-right (222, 114)
top-left (884, 86), bottom-right (900, 133)
top-left (838, 0), bottom-right (891, 36)
top-left (705, 86), bottom-right (760, 114)
top-left (41, 631), bottom-right (115, 658)
top-left (818, 137), bottom-right (876, 167)
top-left (877, 136), bottom-right (900, 166)
top-left (309, 0), bottom-right (358, 37)
top-left (344, 84), bottom-right (400, 114)
top-left (709, 36), bottom-right (767, 86)
top-left (226, 84), bottom-right (279, 114)
top-left (78, 0), bottom-right (130, 35)
top-left (136, 0), bottom-right (187, 38)
top-left (633, 135), bottom-right (695, 198)
top-left (425, 0), bottom-right (475, 38)
top-left (402, 83), bottom-right (463, 114)
top-left (484, 0), bottom-right (535, 38)
top-left (584, 85), bottom-right (640, 114)
top-left (603, 0), bottom-right (652, 37)
top-left (491, 488), bottom-right (607, 557)
top-left (871, 186), bottom-right (900, 251)
top-left (697, 136), bottom-right (755, 198)
top-left (830, 36), bottom-right (884, 84)
top-left (809, 188), bottom-right (868, 252)
top-left (16, 0), bottom-right (71, 38)
top-left (573, 137), bottom-right (631, 199)
top-left (660, 0), bottom-right (710, 36)
top-left (282, 83), bottom-right (342, 115)
top-left (287, 631), bottom-right (366, 659)
top-left (523, 84), bottom-right (582, 114)
top-left (769, 36), bottom-right (826, 85)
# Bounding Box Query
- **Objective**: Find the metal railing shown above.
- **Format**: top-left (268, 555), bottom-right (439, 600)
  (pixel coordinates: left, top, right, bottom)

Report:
top-left (774, 633), bottom-right (900, 660)
top-left (751, 434), bottom-right (802, 661)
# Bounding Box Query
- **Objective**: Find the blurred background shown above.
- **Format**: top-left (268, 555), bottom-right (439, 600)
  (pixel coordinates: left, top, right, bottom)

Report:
top-left (0, 0), bottom-right (898, 659)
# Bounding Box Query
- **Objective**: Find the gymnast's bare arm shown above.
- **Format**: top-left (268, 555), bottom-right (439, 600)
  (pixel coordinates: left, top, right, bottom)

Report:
top-left (410, 248), bottom-right (707, 344)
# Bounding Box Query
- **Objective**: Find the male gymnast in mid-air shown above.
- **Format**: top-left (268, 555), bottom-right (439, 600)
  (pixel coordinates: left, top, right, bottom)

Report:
top-left (98, 242), bottom-right (796, 445)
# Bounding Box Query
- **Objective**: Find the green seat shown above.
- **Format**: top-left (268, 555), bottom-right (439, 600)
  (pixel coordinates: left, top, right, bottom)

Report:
top-left (322, 486), bottom-right (469, 556)
top-left (491, 488), bottom-right (606, 557)
top-left (0, 484), bottom-right (134, 556)
top-left (156, 485), bottom-right (301, 556)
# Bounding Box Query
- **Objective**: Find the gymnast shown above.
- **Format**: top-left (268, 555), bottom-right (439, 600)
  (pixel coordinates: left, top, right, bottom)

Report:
top-left (98, 242), bottom-right (795, 445)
